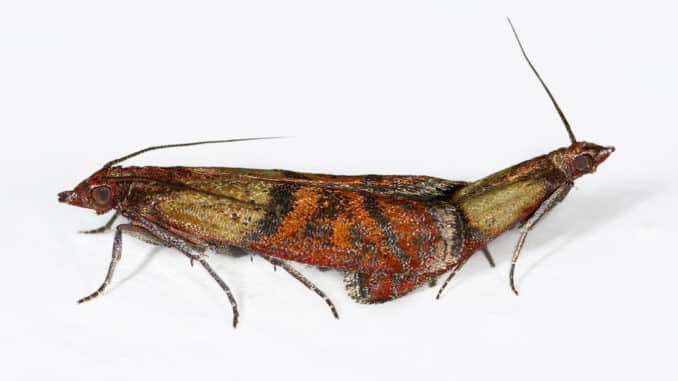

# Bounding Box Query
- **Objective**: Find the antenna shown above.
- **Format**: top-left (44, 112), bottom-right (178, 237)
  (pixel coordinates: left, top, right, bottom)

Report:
top-left (103, 137), bottom-right (285, 168)
top-left (507, 18), bottom-right (577, 144)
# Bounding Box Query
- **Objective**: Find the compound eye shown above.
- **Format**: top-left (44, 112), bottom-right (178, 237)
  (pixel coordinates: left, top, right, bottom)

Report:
top-left (91, 186), bottom-right (112, 206)
top-left (574, 154), bottom-right (593, 173)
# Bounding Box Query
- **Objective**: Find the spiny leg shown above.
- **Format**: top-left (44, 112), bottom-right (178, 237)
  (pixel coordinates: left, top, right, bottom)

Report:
top-left (77, 215), bottom-right (239, 327)
top-left (435, 248), bottom-right (495, 299)
top-left (121, 224), bottom-right (170, 247)
top-left (128, 215), bottom-right (238, 327)
top-left (130, 215), bottom-right (206, 266)
top-left (510, 183), bottom-right (572, 295)
top-left (135, 226), bottom-right (238, 327)
top-left (197, 258), bottom-right (239, 328)
top-left (260, 255), bottom-right (339, 319)
top-left (78, 211), bottom-right (120, 234)
top-left (435, 255), bottom-right (471, 300)
top-left (430, 248), bottom-right (493, 289)
top-left (78, 223), bottom-right (132, 303)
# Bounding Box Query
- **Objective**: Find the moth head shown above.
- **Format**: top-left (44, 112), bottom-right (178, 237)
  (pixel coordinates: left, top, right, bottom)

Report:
top-left (58, 168), bottom-right (119, 214)
top-left (506, 19), bottom-right (614, 181)
top-left (556, 141), bottom-right (615, 180)
top-left (58, 137), bottom-right (280, 215)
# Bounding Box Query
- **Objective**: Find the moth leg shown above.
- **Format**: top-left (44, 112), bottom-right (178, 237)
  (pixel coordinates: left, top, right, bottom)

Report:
top-left (435, 255), bottom-right (471, 300)
top-left (122, 225), bottom-right (170, 247)
top-left (78, 223), bottom-right (133, 303)
top-left (509, 183), bottom-right (572, 295)
top-left (78, 211), bottom-right (120, 234)
top-left (432, 247), bottom-right (493, 290)
top-left (127, 223), bottom-right (205, 266)
top-left (259, 255), bottom-right (339, 319)
top-left (130, 216), bottom-right (238, 327)
top-left (197, 258), bottom-right (239, 328)
top-left (482, 247), bottom-right (496, 268)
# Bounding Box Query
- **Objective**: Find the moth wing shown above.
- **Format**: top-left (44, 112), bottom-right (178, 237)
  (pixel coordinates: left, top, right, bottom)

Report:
top-left (344, 271), bottom-right (435, 303)
top-left (183, 167), bottom-right (467, 200)
top-left (114, 167), bottom-right (467, 273)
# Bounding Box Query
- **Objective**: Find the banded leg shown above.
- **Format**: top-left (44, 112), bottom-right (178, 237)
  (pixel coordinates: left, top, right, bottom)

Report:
top-left (435, 255), bottom-right (471, 300)
top-left (260, 255), bottom-right (339, 319)
top-left (435, 246), bottom-right (495, 299)
top-left (510, 183), bottom-right (572, 295)
top-left (78, 223), bottom-right (132, 303)
top-left (78, 211), bottom-right (120, 234)
top-left (130, 215), bottom-right (239, 327)
top-left (198, 258), bottom-right (240, 328)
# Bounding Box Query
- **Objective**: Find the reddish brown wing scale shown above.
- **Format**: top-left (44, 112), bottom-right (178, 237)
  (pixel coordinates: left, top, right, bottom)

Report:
top-left (248, 187), bottom-right (460, 274)
top-left (60, 21), bottom-right (617, 317)
top-left (111, 167), bottom-right (468, 293)
top-left (344, 271), bottom-right (442, 303)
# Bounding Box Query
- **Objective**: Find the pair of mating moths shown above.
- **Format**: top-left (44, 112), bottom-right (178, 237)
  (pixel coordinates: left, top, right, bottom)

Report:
top-left (59, 21), bottom-right (613, 327)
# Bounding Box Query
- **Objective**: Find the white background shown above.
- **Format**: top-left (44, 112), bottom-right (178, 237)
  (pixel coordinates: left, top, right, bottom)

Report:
top-left (1, 1), bottom-right (676, 380)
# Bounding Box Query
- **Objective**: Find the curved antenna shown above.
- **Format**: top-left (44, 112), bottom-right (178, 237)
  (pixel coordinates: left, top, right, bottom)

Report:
top-left (507, 18), bottom-right (577, 144)
top-left (103, 137), bottom-right (285, 168)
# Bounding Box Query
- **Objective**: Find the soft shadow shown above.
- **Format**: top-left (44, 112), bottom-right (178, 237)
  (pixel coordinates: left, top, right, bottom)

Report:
top-left (516, 181), bottom-right (663, 285)
top-left (108, 246), bottom-right (163, 292)
top-left (434, 180), bottom-right (664, 296)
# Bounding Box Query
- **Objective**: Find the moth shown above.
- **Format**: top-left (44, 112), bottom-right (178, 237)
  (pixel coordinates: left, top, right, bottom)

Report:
top-left (58, 20), bottom-right (613, 327)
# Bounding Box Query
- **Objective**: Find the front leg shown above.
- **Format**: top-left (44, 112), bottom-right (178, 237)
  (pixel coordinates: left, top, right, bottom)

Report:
top-left (130, 216), bottom-right (239, 327)
top-left (509, 182), bottom-right (572, 295)
top-left (79, 216), bottom-right (239, 327)
top-left (78, 211), bottom-right (119, 234)
top-left (78, 223), bottom-right (133, 303)
top-left (77, 223), bottom-right (175, 303)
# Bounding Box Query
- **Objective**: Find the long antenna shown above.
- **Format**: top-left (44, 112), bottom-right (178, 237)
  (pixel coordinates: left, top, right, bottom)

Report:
top-left (103, 137), bottom-right (284, 168)
top-left (507, 18), bottom-right (577, 144)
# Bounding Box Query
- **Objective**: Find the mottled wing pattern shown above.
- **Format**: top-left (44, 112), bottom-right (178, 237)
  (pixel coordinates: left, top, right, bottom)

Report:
top-left (248, 186), bottom-right (465, 274)
top-left (344, 272), bottom-right (437, 304)
top-left (186, 167), bottom-right (466, 199)
top-left (114, 166), bottom-right (467, 276)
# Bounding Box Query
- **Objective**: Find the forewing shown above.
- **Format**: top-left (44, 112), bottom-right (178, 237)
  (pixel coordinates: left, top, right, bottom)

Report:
top-left (114, 166), bottom-right (466, 273)
top-left (344, 271), bottom-right (436, 304)
top-left (166, 167), bottom-right (466, 199)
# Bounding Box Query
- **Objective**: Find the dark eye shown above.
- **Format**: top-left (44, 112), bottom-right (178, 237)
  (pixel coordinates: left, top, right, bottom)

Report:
top-left (574, 154), bottom-right (593, 173)
top-left (91, 186), bottom-right (112, 206)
